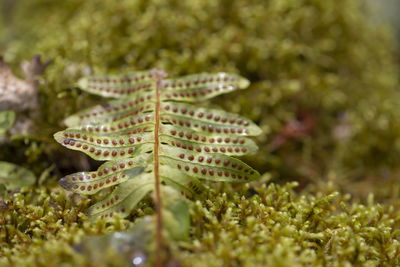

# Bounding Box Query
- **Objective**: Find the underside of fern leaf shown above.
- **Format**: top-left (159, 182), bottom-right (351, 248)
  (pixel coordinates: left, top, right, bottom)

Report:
top-left (54, 69), bottom-right (261, 264)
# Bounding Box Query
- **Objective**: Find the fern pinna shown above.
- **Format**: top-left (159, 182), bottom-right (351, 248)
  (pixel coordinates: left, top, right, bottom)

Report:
top-left (54, 69), bottom-right (261, 261)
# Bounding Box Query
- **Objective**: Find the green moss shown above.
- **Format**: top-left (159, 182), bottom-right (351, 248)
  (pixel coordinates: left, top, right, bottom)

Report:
top-left (1, 182), bottom-right (400, 266)
top-left (0, 181), bottom-right (146, 266)
top-left (180, 182), bottom-right (400, 266)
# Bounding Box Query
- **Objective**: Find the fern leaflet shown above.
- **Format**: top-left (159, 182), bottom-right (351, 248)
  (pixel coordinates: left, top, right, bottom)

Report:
top-left (54, 69), bottom-right (261, 265)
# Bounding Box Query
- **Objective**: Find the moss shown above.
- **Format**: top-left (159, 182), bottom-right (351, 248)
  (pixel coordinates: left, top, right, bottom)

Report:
top-left (1, 182), bottom-right (400, 266)
top-left (0, 180), bottom-right (147, 266)
top-left (181, 182), bottom-right (400, 266)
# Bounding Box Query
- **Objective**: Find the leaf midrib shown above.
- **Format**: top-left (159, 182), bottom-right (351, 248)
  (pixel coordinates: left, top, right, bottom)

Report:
top-left (153, 70), bottom-right (163, 267)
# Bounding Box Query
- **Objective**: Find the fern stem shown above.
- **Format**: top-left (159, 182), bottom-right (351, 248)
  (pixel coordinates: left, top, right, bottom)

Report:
top-left (154, 69), bottom-right (163, 267)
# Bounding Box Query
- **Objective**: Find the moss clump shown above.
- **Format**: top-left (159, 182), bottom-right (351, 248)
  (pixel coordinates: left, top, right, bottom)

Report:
top-left (181, 182), bottom-right (400, 266)
top-left (0, 181), bottom-right (149, 266)
top-left (1, 182), bottom-right (400, 266)
top-left (1, 0), bottom-right (400, 184)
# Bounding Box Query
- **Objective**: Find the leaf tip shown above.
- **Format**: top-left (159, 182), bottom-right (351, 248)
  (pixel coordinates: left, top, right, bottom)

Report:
top-left (63, 116), bottom-right (77, 127)
top-left (53, 131), bottom-right (66, 145)
top-left (239, 77), bottom-right (250, 89)
top-left (77, 77), bottom-right (88, 89)
top-left (253, 125), bottom-right (263, 136)
top-left (53, 131), bottom-right (63, 142)
top-left (58, 176), bottom-right (73, 190)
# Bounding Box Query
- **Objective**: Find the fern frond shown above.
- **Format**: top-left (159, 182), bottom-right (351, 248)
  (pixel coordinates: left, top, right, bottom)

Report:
top-left (55, 69), bottom-right (261, 265)
top-left (159, 145), bottom-right (259, 182)
top-left (161, 73), bottom-right (249, 101)
top-left (54, 130), bottom-right (153, 160)
top-left (87, 173), bottom-right (154, 219)
top-left (64, 93), bottom-right (154, 127)
top-left (58, 155), bottom-right (151, 195)
top-left (56, 69), bottom-right (259, 213)
top-left (160, 102), bottom-right (260, 134)
top-left (159, 124), bottom-right (258, 155)
top-left (77, 70), bottom-right (157, 98)
top-left (160, 165), bottom-right (207, 200)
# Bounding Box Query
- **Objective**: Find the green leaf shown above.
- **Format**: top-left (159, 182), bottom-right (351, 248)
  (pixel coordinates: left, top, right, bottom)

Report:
top-left (56, 70), bottom-right (261, 230)
top-left (59, 155), bottom-right (150, 195)
top-left (87, 173), bottom-right (154, 220)
top-left (0, 110), bottom-right (16, 135)
top-left (54, 130), bottom-right (154, 160)
top-left (160, 165), bottom-right (207, 200)
top-left (162, 187), bottom-right (191, 241)
top-left (160, 73), bottom-right (249, 102)
top-left (77, 70), bottom-right (158, 98)
top-left (159, 145), bottom-right (260, 182)
top-left (77, 218), bottom-right (152, 264)
top-left (88, 113), bottom-right (155, 135)
top-left (65, 111), bottom-right (154, 137)
top-left (160, 125), bottom-right (258, 156)
top-left (64, 92), bottom-right (154, 127)
top-left (160, 102), bottom-right (261, 136)
top-left (0, 161), bottom-right (35, 190)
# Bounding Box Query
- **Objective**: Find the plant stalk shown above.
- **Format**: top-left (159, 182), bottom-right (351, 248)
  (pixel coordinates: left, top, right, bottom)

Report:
top-left (154, 69), bottom-right (164, 267)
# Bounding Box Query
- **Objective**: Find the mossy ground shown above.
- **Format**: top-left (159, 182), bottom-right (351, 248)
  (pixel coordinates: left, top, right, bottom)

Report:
top-left (1, 0), bottom-right (400, 266)
top-left (2, 181), bottom-right (400, 266)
